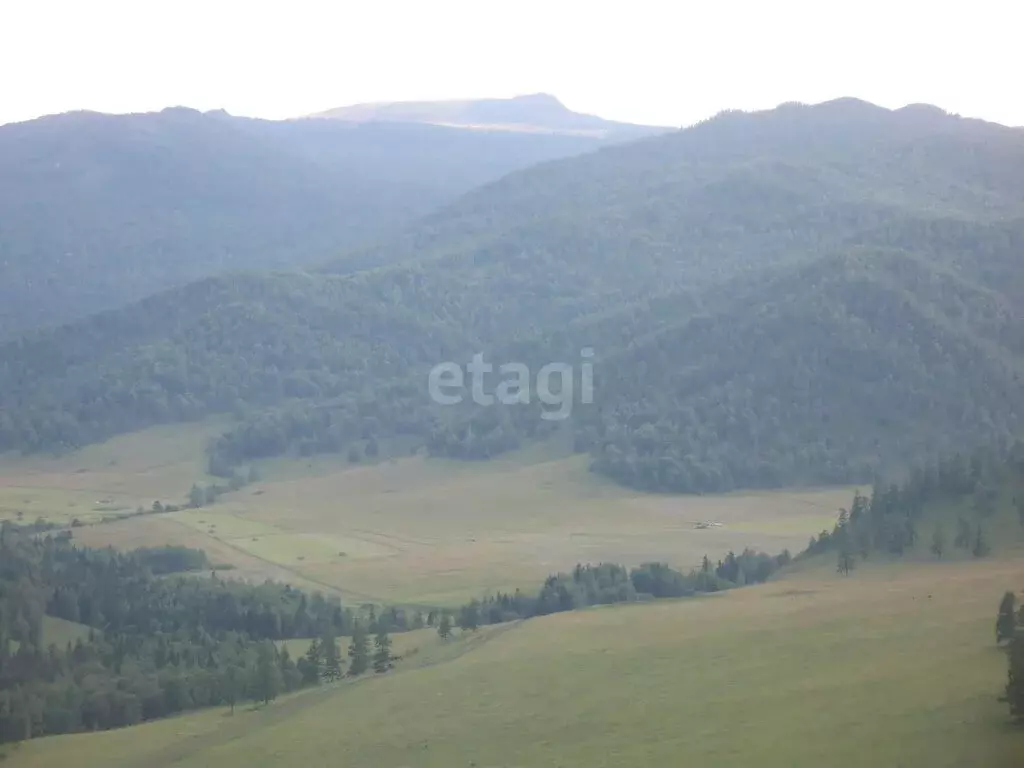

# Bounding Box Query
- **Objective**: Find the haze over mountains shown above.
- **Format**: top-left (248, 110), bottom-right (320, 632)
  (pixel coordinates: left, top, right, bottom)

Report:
top-left (311, 93), bottom-right (669, 139)
top-left (1, 97), bottom-right (1022, 494)
top-left (0, 99), bottom-right (660, 336)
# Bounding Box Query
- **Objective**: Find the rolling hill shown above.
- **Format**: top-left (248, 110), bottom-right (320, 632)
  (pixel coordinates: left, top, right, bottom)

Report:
top-left (0, 105), bottom-right (633, 337)
top-left (2, 98), bottom-right (1023, 493)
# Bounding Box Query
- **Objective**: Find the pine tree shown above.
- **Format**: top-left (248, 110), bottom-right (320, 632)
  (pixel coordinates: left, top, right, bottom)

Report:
top-left (998, 592), bottom-right (1017, 645)
top-left (253, 643), bottom-right (283, 705)
top-left (458, 601), bottom-right (480, 632)
top-left (347, 623), bottom-right (369, 676)
top-left (372, 629), bottom-right (392, 674)
top-left (322, 632), bottom-right (343, 681)
top-left (300, 638), bottom-right (321, 685)
top-left (223, 664), bottom-right (241, 714)
top-left (972, 525), bottom-right (991, 558)
top-left (930, 525), bottom-right (946, 560)
top-left (437, 613), bottom-right (452, 640)
top-left (836, 543), bottom-right (855, 576)
top-left (1007, 629), bottom-right (1024, 721)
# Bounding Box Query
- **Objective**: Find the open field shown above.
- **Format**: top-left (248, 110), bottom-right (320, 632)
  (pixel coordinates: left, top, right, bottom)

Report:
top-left (12, 430), bottom-right (852, 604)
top-left (10, 557), bottom-right (1024, 767)
top-left (0, 422), bottom-right (225, 525)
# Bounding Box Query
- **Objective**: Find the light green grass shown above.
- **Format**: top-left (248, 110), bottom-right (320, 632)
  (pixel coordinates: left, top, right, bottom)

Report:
top-left (13, 558), bottom-right (1024, 767)
top-left (0, 421), bottom-right (227, 525)
top-left (11, 617), bottom-right (94, 654)
top-left (3, 424), bottom-right (851, 605)
top-left (66, 447), bottom-right (851, 604)
top-left (41, 616), bottom-right (94, 647)
top-left (203, 452), bottom-right (852, 604)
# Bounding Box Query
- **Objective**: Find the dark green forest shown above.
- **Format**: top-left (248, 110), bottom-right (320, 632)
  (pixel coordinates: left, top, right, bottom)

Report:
top-left (802, 440), bottom-right (1024, 564)
top-left (0, 522), bottom-right (788, 744)
top-left (2, 99), bottom-right (1023, 494)
top-left (0, 529), bottom-right (423, 743)
top-left (2, 438), bottom-right (1023, 742)
top-left (0, 108), bottom-right (616, 337)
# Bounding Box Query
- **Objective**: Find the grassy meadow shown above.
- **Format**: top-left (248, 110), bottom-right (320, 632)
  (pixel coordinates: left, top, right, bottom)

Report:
top-left (1, 423), bottom-right (849, 604)
top-left (0, 422), bottom-right (226, 526)
top-left (3, 424), bottom-right (1023, 766)
top-left (8, 557), bottom-right (1024, 768)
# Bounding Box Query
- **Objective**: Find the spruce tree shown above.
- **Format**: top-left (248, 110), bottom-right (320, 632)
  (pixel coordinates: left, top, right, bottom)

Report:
top-left (998, 592), bottom-right (1017, 645)
top-left (836, 543), bottom-right (855, 576)
top-left (972, 525), bottom-right (991, 558)
top-left (1007, 629), bottom-right (1024, 721)
top-left (372, 629), bottom-right (392, 674)
top-left (322, 632), bottom-right (343, 681)
top-left (223, 664), bottom-right (241, 714)
top-left (253, 644), bottom-right (283, 705)
top-left (458, 601), bottom-right (480, 632)
top-left (437, 613), bottom-right (452, 640)
top-left (347, 623), bottom-right (369, 676)
top-left (300, 638), bottom-right (321, 685)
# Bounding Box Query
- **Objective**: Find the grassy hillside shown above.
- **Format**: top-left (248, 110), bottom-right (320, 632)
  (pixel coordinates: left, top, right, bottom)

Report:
top-left (0, 108), bottom-right (614, 336)
top-left (0, 422), bottom-right (223, 526)
top-left (3, 99), bottom-right (1023, 494)
top-left (9, 559), bottom-right (1022, 767)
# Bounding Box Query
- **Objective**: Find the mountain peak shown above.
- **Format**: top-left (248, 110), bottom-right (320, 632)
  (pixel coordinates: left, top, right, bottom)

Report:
top-left (307, 94), bottom-right (667, 139)
top-left (510, 92), bottom-right (566, 108)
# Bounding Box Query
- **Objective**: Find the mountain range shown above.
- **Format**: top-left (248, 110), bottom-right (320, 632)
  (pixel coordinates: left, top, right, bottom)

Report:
top-left (1, 97), bottom-right (1022, 493)
top-left (309, 93), bottom-right (667, 139)
top-left (0, 101), bottom-right (661, 337)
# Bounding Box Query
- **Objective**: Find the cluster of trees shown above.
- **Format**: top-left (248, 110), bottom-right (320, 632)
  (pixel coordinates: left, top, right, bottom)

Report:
top-left (996, 592), bottom-right (1024, 723)
top-left (3, 100), bottom-right (1024, 500)
top-left (293, 623), bottom-right (395, 687)
top-left (130, 546), bottom-right (209, 575)
top-left (436, 553), bottom-right (792, 632)
top-left (800, 441), bottom-right (1024, 569)
top-left (0, 526), bottom-right (409, 743)
top-left (1003, 595), bottom-right (1024, 724)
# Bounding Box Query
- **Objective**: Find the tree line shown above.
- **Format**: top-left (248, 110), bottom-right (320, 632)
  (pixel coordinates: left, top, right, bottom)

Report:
top-left (797, 440), bottom-right (1024, 573)
top-left (433, 552), bottom-right (792, 634)
top-left (4, 104), bottom-right (1024, 502)
top-left (0, 525), bottom-right (415, 744)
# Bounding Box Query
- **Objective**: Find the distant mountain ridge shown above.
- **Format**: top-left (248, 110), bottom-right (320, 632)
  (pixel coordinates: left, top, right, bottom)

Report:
top-left (309, 93), bottom-right (669, 139)
top-left (0, 105), bottom-right (626, 337)
top-left (2, 98), bottom-right (1023, 496)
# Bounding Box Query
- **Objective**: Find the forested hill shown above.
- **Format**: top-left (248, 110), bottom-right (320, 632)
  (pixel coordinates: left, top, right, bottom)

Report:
top-left (0, 107), bottom-right (616, 337)
top-left (2, 99), bottom-right (1024, 493)
top-left (325, 98), bottom-right (1024, 280)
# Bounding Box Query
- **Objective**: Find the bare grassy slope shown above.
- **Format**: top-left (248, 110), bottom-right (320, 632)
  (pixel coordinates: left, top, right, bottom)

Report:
top-left (11, 558), bottom-right (1023, 767)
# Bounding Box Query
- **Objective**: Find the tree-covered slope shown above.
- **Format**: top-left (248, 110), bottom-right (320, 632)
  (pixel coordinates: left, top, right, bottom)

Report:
top-left (582, 247), bottom-right (1024, 491)
top-left (0, 107), bottom-right (615, 337)
top-left (2, 99), bottom-right (1023, 493)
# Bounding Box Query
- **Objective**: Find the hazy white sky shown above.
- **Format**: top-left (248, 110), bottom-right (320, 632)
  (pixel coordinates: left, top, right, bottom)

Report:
top-left (1, 0), bottom-right (1020, 128)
